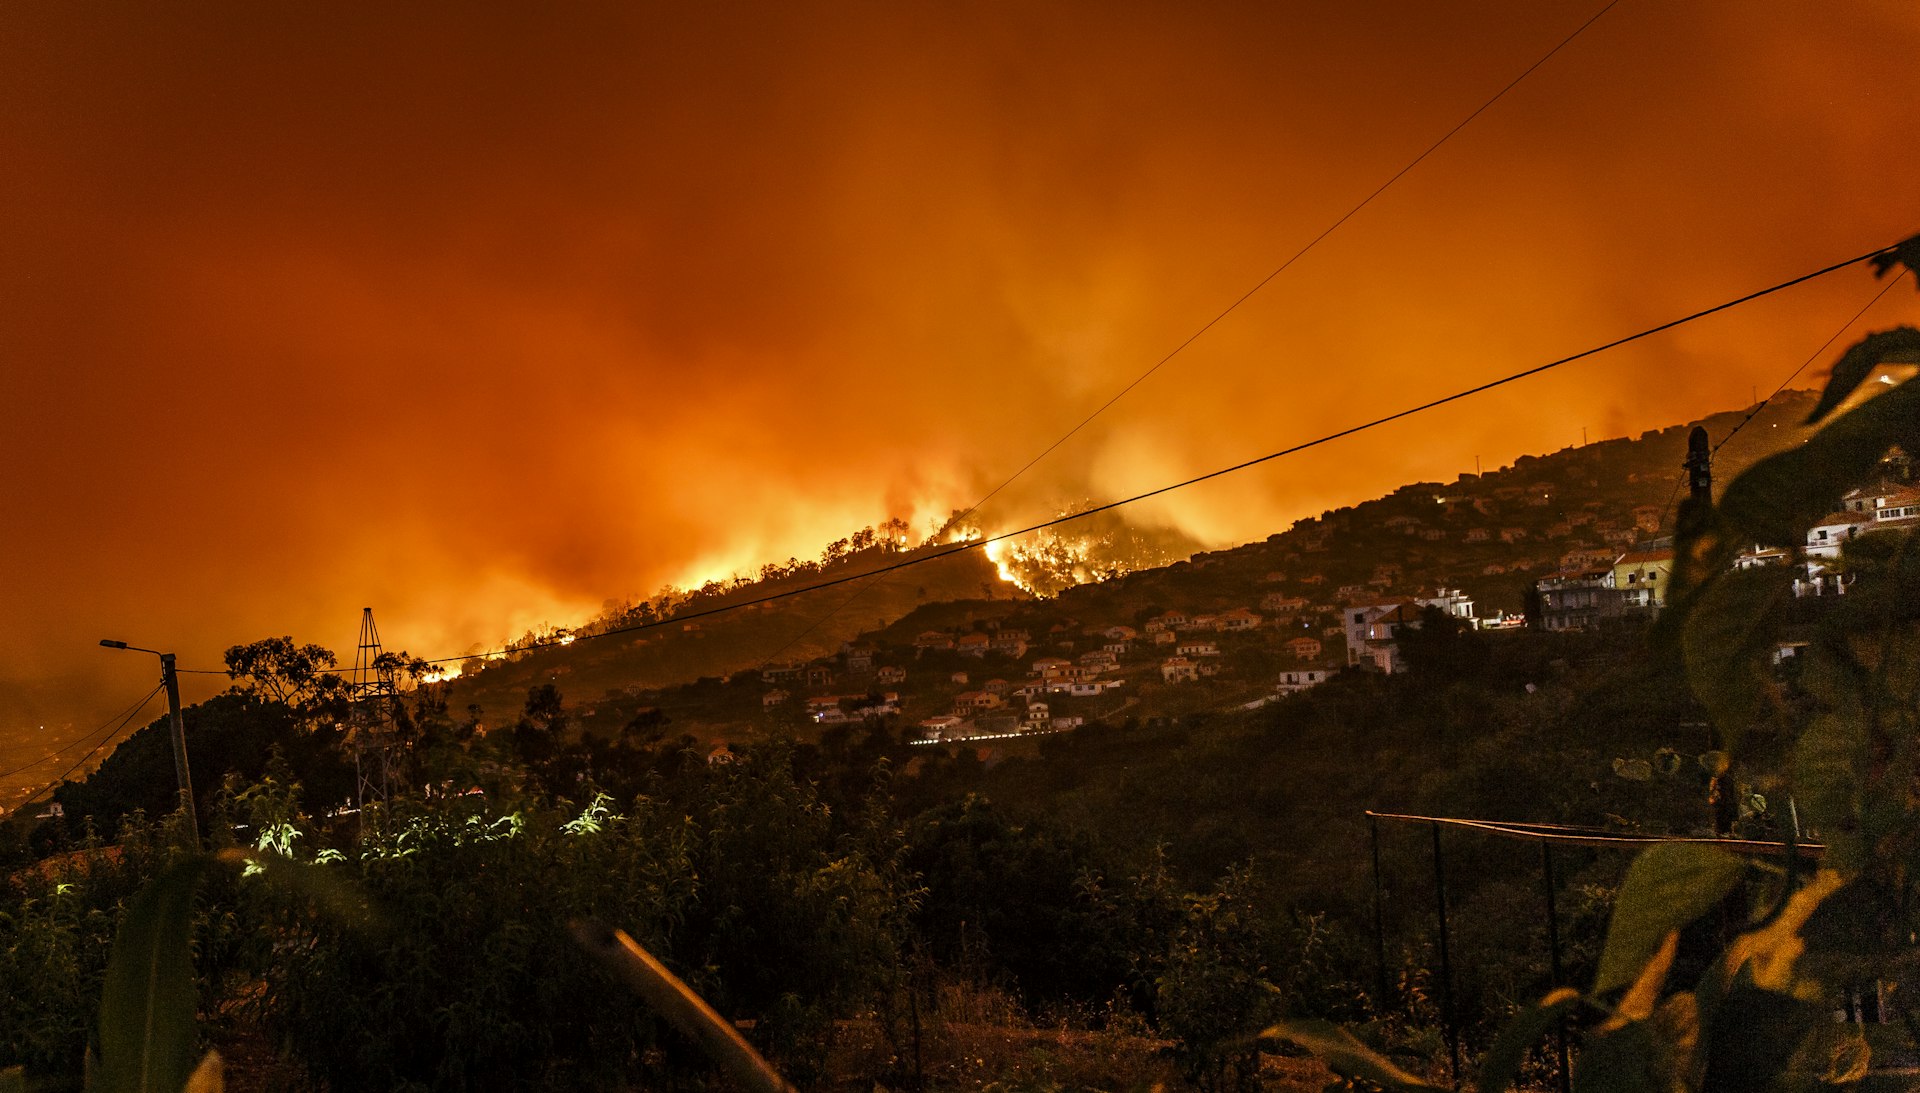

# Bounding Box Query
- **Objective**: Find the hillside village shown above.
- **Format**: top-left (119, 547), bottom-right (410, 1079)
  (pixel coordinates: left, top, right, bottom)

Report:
top-left (452, 389), bottom-right (1913, 752)
top-left (14, 381), bottom-right (1920, 1093)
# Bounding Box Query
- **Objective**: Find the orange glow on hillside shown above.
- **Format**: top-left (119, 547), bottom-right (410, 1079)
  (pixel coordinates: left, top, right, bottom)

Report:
top-left (2, 2), bottom-right (1918, 737)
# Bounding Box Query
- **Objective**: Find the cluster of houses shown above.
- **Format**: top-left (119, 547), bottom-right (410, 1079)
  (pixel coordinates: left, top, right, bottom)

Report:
top-left (1799, 483), bottom-right (1920, 572)
top-left (1534, 483), bottom-right (1920, 631)
top-left (1535, 544), bottom-right (1677, 632)
top-left (748, 598), bottom-right (1376, 745)
top-left (745, 471), bottom-right (1920, 738)
top-left (1338, 588), bottom-right (1478, 674)
top-left (746, 582), bottom-right (1502, 746)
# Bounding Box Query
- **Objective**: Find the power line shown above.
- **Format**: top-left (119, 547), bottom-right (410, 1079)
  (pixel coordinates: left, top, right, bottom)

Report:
top-left (0, 685), bottom-right (168, 781)
top-left (749, 0), bottom-right (1624, 670)
top-left (956, 0), bottom-right (1624, 524)
top-left (411, 238), bottom-right (1902, 667)
top-left (1711, 267), bottom-right (1911, 458)
top-left (1651, 467), bottom-right (1688, 539)
top-left (8, 683), bottom-right (165, 811)
top-left (1645, 267), bottom-right (1910, 536)
top-left (751, 570), bottom-right (892, 671)
top-left (752, 0), bottom-right (1624, 664)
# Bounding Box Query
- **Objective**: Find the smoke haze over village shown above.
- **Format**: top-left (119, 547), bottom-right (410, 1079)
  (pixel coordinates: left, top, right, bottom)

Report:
top-left (4, 1), bottom-right (1919, 742)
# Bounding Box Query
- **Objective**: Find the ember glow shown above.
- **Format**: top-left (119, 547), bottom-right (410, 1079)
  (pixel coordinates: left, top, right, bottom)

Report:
top-left (3, 2), bottom-right (1920, 750)
top-left (983, 510), bottom-right (1205, 597)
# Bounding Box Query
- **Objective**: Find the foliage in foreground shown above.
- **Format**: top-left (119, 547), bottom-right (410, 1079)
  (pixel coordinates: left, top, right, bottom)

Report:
top-left (21, 249), bottom-right (1920, 1089)
top-left (1273, 241), bottom-right (1920, 1091)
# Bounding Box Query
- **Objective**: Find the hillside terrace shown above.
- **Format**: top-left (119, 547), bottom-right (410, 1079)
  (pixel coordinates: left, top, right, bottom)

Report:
top-left (516, 393), bottom-right (1831, 746)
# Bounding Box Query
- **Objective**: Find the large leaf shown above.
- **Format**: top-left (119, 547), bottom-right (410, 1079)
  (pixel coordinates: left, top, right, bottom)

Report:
top-left (1825, 374), bottom-right (1920, 460)
top-left (1807, 326), bottom-right (1920, 424)
top-left (1722, 869), bottom-right (1846, 1000)
top-left (1262, 1019), bottom-right (1440, 1091)
top-left (1792, 712), bottom-right (1865, 871)
top-left (1866, 234), bottom-right (1920, 285)
top-left (1700, 975), bottom-right (1826, 1093)
top-left (1712, 447), bottom-right (1825, 549)
top-left (1681, 568), bottom-right (1795, 747)
top-left (1595, 845), bottom-right (1745, 995)
top-left (1721, 376), bottom-right (1920, 546)
top-left (1476, 988), bottom-right (1579, 1093)
top-left (1612, 930), bottom-right (1679, 1025)
top-left (90, 851), bottom-right (363, 1093)
top-left (1651, 992), bottom-right (1704, 1092)
top-left (96, 856), bottom-right (216, 1093)
top-left (1821, 1030), bottom-right (1871, 1085)
top-left (1821, 531), bottom-right (1920, 639)
top-left (182, 1051), bottom-right (223, 1093)
top-left (1793, 879), bottom-right (1894, 1025)
top-left (1571, 1018), bottom-right (1661, 1093)
top-left (573, 922), bottom-right (798, 1093)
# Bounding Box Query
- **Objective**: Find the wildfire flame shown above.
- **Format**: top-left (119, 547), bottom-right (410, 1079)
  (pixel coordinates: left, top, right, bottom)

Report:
top-left (976, 507), bottom-right (1204, 597)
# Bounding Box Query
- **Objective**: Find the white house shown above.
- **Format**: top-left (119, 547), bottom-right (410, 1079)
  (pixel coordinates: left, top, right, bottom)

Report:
top-left (1217, 607), bottom-right (1263, 631)
top-left (1807, 511), bottom-right (1873, 561)
top-left (1276, 668), bottom-right (1331, 694)
top-left (919, 715), bottom-right (966, 741)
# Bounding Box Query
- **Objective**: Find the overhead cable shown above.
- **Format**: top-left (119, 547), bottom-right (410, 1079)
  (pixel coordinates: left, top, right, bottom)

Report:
top-left (1712, 267), bottom-right (1912, 458)
top-left (405, 239), bottom-right (1903, 667)
top-left (958, 0), bottom-right (1626, 521)
top-left (0, 685), bottom-right (168, 781)
top-left (8, 683), bottom-right (165, 809)
top-left (1642, 268), bottom-right (1912, 535)
top-left (749, 0), bottom-right (1627, 668)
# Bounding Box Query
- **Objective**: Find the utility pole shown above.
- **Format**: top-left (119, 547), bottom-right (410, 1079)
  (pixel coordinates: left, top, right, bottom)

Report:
top-left (1679, 434), bottom-right (1735, 833)
top-left (159, 653), bottom-right (197, 843)
top-left (1686, 426), bottom-right (1712, 505)
top-left (99, 639), bottom-right (200, 845)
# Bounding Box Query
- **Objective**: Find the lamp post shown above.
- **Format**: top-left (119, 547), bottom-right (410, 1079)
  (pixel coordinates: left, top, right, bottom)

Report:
top-left (99, 639), bottom-right (199, 845)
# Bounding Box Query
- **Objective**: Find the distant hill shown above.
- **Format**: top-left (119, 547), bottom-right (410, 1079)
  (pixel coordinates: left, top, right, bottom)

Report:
top-left (445, 392), bottom-right (1823, 726)
top-left (1056, 389), bottom-right (1824, 624)
top-left (443, 541), bottom-right (1020, 725)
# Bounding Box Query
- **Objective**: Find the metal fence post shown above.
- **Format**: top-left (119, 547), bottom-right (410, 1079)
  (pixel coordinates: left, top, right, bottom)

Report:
top-left (1542, 842), bottom-right (1571, 1093)
top-left (1371, 813), bottom-right (1390, 1009)
top-left (1432, 822), bottom-right (1459, 1090)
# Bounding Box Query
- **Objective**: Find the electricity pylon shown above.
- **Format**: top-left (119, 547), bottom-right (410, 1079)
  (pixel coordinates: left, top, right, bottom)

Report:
top-left (349, 607), bottom-right (402, 813)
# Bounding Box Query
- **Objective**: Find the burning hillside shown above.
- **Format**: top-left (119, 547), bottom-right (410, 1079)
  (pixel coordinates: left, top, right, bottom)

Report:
top-left (982, 506), bottom-right (1206, 597)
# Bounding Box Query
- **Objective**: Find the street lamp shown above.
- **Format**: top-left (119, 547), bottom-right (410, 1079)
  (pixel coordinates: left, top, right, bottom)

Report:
top-left (98, 638), bottom-right (199, 845)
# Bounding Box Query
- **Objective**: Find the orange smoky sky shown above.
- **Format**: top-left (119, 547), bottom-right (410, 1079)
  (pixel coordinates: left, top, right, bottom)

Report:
top-left (2, 1), bottom-right (1918, 737)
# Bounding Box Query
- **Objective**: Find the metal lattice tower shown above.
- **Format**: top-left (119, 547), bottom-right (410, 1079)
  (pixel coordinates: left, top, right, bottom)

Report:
top-left (349, 607), bottom-right (401, 811)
